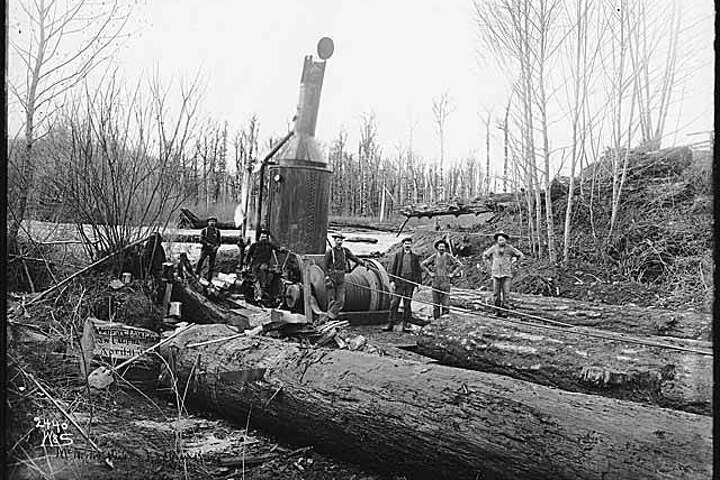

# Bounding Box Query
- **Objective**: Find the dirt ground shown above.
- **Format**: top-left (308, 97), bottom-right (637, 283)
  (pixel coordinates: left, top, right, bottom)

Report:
top-left (7, 383), bottom-right (388, 480)
top-left (6, 276), bottom-right (398, 480)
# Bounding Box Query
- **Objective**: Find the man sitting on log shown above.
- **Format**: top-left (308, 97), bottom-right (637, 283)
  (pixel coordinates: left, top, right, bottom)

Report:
top-left (482, 231), bottom-right (524, 317)
top-left (196, 217), bottom-right (221, 281)
top-left (383, 237), bottom-right (422, 332)
top-left (244, 229), bottom-right (286, 304)
top-left (421, 239), bottom-right (462, 320)
top-left (324, 233), bottom-right (367, 320)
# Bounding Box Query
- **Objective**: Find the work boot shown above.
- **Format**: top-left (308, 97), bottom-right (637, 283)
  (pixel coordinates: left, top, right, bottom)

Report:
top-left (382, 323), bottom-right (394, 332)
top-left (401, 321), bottom-right (412, 333)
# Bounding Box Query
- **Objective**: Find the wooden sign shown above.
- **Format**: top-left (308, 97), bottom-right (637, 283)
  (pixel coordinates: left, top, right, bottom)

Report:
top-left (79, 317), bottom-right (159, 376)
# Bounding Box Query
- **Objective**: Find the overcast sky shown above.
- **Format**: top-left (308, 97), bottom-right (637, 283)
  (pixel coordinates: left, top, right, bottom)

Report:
top-left (8, 0), bottom-right (715, 178)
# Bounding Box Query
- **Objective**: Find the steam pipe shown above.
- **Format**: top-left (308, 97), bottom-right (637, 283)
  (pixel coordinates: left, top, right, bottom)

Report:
top-left (255, 130), bottom-right (295, 240)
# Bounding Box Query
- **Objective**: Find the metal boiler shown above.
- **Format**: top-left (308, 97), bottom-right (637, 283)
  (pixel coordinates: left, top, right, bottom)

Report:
top-left (264, 38), bottom-right (391, 319)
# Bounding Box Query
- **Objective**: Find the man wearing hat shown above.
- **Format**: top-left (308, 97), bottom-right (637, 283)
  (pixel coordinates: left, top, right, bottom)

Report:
top-left (324, 233), bottom-right (367, 320)
top-left (483, 231), bottom-right (524, 317)
top-left (383, 237), bottom-right (422, 332)
top-left (196, 216), bottom-right (221, 280)
top-left (245, 229), bottom-right (287, 303)
top-left (421, 238), bottom-right (462, 320)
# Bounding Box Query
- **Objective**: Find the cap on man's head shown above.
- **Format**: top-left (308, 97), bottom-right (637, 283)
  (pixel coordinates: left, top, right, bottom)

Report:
top-left (434, 239), bottom-right (449, 249)
top-left (207, 216), bottom-right (218, 222)
top-left (259, 228), bottom-right (271, 236)
top-left (402, 237), bottom-right (413, 243)
top-left (332, 233), bottom-right (346, 240)
top-left (493, 231), bottom-right (509, 241)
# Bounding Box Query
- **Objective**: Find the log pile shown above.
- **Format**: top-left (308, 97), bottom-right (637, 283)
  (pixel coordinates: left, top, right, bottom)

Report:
top-left (399, 193), bottom-right (518, 219)
top-left (159, 324), bottom-right (712, 480)
top-left (415, 312), bottom-right (712, 415)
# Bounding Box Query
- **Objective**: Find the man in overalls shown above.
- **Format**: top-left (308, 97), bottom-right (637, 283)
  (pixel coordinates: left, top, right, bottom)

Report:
top-left (421, 239), bottom-right (462, 320)
top-left (324, 233), bottom-right (367, 320)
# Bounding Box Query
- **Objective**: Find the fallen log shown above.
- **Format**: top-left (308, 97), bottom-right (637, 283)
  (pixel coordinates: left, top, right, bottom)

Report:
top-left (171, 279), bottom-right (259, 330)
top-left (415, 287), bottom-right (711, 341)
top-left (416, 313), bottom-right (712, 416)
top-left (178, 208), bottom-right (240, 230)
top-left (160, 324), bottom-right (711, 480)
top-left (163, 232), bottom-right (243, 245)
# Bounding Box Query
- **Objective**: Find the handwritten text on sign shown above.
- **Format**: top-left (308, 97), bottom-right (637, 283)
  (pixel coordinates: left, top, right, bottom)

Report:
top-left (82, 318), bottom-right (159, 363)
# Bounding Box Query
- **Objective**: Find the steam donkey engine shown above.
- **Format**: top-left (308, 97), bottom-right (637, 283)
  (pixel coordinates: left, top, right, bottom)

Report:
top-left (249, 38), bottom-right (392, 321)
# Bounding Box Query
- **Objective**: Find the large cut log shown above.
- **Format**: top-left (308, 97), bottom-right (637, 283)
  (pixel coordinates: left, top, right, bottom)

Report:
top-left (415, 287), bottom-right (711, 341)
top-left (160, 324), bottom-right (711, 480)
top-left (416, 313), bottom-right (712, 416)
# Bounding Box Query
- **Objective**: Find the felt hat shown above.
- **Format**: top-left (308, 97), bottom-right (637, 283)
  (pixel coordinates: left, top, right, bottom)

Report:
top-left (331, 233), bottom-right (346, 239)
top-left (401, 237), bottom-right (413, 243)
top-left (434, 239), bottom-right (449, 249)
top-left (207, 216), bottom-right (218, 222)
top-left (494, 231), bottom-right (509, 241)
top-left (258, 228), bottom-right (271, 235)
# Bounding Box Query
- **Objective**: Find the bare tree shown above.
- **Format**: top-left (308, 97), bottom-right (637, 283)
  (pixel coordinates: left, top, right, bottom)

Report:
top-left (8, 0), bottom-right (132, 252)
top-left (498, 92), bottom-right (513, 193)
top-left (603, 0), bottom-right (641, 241)
top-left (481, 109), bottom-right (493, 194)
top-left (50, 70), bottom-right (202, 259)
top-left (432, 91), bottom-right (455, 201)
top-left (561, 0), bottom-right (605, 262)
top-left (630, 0), bottom-right (682, 150)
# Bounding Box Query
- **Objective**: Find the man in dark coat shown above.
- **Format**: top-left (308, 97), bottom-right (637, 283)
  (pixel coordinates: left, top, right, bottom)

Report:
top-left (383, 237), bottom-right (422, 332)
top-left (245, 229), bottom-right (286, 302)
top-left (323, 233), bottom-right (367, 320)
top-left (196, 217), bottom-right (221, 280)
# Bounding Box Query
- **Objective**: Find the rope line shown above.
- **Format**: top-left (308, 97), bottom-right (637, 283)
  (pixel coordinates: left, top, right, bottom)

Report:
top-left (343, 279), bottom-right (712, 356)
top-left (282, 249), bottom-right (712, 356)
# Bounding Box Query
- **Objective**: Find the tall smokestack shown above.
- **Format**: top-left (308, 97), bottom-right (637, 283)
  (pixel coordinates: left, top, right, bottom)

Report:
top-left (266, 38), bottom-right (334, 254)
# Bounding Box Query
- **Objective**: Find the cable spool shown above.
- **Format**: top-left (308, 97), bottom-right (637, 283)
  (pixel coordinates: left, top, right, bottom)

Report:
top-left (304, 259), bottom-right (391, 312)
top-left (344, 260), bottom-right (391, 311)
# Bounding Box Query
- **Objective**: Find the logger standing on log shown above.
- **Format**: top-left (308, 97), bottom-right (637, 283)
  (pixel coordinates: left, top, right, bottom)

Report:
top-left (421, 239), bottom-right (462, 320)
top-left (482, 231), bottom-right (524, 317)
top-left (384, 237), bottom-right (422, 332)
top-left (196, 217), bottom-right (221, 281)
top-left (244, 229), bottom-right (287, 303)
top-left (324, 233), bottom-right (367, 320)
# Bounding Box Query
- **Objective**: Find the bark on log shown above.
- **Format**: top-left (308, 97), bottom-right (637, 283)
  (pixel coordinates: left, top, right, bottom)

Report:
top-left (178, 208), bottom-right (240, 230)
top-left (163, 232), bottom-right (243, 245)
top-left (415, 287), bottom-right (711, 341)
top-left (416, 313), bottom-right (712, 416)
top-left (160, 324), bottom-right (711, 480)
top-left (171, 279), bottom-right (258, 330)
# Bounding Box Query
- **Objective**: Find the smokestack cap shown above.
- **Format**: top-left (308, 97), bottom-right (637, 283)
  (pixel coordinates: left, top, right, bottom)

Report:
top-left (317, 37), bottom-right (334, 60)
